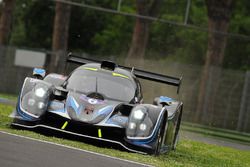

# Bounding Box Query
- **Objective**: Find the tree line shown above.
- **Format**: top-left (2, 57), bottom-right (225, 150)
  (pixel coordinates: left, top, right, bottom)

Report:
top-left (0, 0), bottom-right (249, 69)
top-left (0, 0), bottom-right (249, 120)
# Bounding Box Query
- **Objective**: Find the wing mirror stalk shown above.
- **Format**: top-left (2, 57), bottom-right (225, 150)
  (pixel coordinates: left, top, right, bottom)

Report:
top-left (53, 86), bottom-right (68, 100)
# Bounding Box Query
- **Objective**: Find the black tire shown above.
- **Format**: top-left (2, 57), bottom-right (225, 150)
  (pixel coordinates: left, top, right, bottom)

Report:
top-left (172, 109), bottom-right (182, 150)
top-left (154, 114), bottom-right (167, 155)
top-left (172, 132), bottom-right (179, 150)
top-left (154, 125), bottom-right (163, 155)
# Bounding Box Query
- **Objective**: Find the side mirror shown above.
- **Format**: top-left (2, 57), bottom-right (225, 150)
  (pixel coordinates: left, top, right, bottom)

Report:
top-left (33, 68), bottom-right (46, 79)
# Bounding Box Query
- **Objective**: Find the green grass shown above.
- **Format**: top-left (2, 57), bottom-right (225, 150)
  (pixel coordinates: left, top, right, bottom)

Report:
top-left (0, 93), bottom-right (18, 101)
top-left (0, 103), bottom-right (249, 167)
top-left (181, 122), bottom-right (250, 144)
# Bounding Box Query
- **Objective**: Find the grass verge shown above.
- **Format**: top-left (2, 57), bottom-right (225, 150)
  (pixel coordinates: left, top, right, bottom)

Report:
top-left (0, 103), bottom-right (249, 167)
top-left (181, 122), bottom-right (250, 144)
top-left (0, 93), bottom-right (18, 101)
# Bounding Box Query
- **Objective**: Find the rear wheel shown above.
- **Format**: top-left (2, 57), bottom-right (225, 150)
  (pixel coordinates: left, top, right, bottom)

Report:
top-left (172, 110), bottom-right (182, 150)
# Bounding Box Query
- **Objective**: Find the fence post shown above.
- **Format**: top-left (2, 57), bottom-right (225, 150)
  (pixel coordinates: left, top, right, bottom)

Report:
top-left (237, 71), bottom-right (250, 131)
top-left (117, 0), bottom-right (122, 11)
top-left (184, 0), bottom-right (191, 25)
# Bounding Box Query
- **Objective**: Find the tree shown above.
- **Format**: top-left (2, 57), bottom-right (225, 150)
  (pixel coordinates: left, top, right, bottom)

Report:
top-left (224, 0), bottom-right (250, 70)
top-left (195, 0), bottom-right (234, 122)
top-left (126, 0), bottom-right (162, 64)
top-left (0, 0), bottom-right (15, 45)
top-left (68, 1), bottom-right (115, 54)
top-left (48, 1), bottom-right (71, 73)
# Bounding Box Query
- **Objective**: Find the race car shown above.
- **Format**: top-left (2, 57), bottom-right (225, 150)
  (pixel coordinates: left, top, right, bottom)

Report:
top-left (11, 54), bottom-right (183, 155)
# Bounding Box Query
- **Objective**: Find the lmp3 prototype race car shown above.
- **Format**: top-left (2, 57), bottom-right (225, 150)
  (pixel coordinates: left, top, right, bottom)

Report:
top-left (11, 54), bottom-right (183, 155)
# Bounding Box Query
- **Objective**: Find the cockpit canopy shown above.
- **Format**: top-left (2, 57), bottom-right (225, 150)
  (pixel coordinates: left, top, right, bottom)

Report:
top-left (66, 65), bottom-right (137, 102)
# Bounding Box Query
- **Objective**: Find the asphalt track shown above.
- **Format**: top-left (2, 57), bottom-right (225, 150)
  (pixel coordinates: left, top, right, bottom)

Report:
top-left (0, 131), bottom-right (152, 167)
top-left (0, 98), bottom-right (249, 167)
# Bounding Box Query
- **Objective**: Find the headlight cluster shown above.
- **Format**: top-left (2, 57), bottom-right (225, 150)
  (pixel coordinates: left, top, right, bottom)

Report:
top-left (21, 82), bottom-right (50, 117)
top-left (31, 84), bottom-right (49, 109)
top-left (126, 106), bottom-right (153, 138)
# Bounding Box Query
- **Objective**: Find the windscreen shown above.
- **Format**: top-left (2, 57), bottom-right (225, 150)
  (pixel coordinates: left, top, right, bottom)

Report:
top-left (66, 69), bottom-right (136, 102)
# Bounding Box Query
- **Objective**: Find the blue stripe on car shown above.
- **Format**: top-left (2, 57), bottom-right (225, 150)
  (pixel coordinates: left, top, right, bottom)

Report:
top-left (98, 105), bottom-right (113, 115)
top-left (67, 96), bottom-right (83, 116)
top-left (159, 96), bottom-right (173, 103)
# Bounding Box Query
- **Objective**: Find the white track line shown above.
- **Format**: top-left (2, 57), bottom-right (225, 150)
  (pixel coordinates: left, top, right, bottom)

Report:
top-left (11, 123), bottom-right (146, 154)
top-left (0, 130), bottom-right (154, 167)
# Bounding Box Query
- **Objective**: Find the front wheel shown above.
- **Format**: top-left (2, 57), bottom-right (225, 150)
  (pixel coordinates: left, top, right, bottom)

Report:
top-left (154, 118), bottom-right (166, 155)
top-left (154, 128), bottom-right (163, 155)
top-left (172, 132), bottom-right (179, 150)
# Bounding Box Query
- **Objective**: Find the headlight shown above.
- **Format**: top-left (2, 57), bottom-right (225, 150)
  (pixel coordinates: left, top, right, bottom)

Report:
top-left (133, 109), bottom-right (145, 120)
top-left (28, 98), bottom-right (35, 106)
top-left (35, 87), bottom-right (46, 98)
top-left (139, 123), bottom-right (147, 131)
top-left (128, 122), bottom-right (136, 129)
top-left (38, 102), bottom-right (45, 109)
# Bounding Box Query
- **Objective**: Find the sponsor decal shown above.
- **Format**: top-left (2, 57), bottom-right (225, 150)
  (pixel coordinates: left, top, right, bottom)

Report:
top-left (84, 105), bottom-right (94, 115)
top-left (88, 98), bottom-right (98, 104)
top-left (80, 94), bottom-right (104, 104)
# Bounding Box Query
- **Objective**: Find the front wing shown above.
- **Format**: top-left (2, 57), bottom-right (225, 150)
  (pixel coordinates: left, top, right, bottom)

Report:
top-left (11, 111), bottom-right (158, 154)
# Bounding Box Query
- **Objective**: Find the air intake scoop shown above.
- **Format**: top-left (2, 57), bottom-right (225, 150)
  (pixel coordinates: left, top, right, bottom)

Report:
top-left (101, 61), bottom-right (117, 71)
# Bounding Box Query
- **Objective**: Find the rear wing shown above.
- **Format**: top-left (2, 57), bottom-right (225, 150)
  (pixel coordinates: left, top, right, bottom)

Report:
top-left (66, 53), bottom-right (182, 93)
